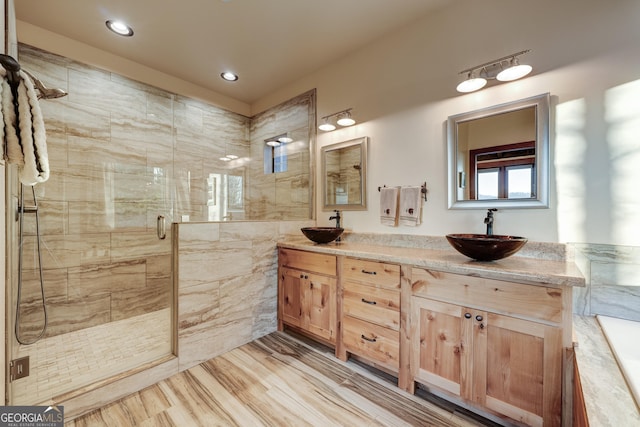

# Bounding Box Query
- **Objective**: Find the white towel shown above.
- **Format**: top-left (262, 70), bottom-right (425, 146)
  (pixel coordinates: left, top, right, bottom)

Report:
top-left (399, 186), bottom-right (422, 226)
top-left (379, 186), bottom-right (399, 226)
top-left (0, 66), bottom-right (50, 186)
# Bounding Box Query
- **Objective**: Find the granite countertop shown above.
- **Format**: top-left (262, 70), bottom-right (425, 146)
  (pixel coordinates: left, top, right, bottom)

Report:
top-left (278, 238), bottom-right (585, 288)
top-left (573, 316), bottom-right (640, 426)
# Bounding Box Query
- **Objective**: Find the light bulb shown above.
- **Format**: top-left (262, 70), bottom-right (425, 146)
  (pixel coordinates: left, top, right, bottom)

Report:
top-left (106, 20), bottom-right (134, 36)
top-left (456, 76), bottom-right (487, 93)
top-left (496, 58), bottom-right (532, 81)
top-left (220, 72), bottom-right (239, 82)
top-left (318, 119), bottom-right (336, 131)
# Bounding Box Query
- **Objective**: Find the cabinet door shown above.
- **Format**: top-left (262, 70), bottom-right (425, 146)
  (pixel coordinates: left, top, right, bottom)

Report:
top-left (411, 297), bottom-right (468, 398)
top-left (280, 267), bottom-right (303, 328)
top-left (301, 272), bottom-right (336, 342)
top-left (483, 313), bottom-right (562, 427)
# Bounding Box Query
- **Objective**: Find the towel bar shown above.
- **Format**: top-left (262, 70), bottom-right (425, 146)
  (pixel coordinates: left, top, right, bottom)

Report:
top-left (378, 182), bottom-right (428, 201)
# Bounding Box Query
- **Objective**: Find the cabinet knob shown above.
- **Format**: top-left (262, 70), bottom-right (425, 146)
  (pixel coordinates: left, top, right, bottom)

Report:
top-left (464, 313), bottom-right (472, 319)
top-left (475, 315), bottom-right (483, 322)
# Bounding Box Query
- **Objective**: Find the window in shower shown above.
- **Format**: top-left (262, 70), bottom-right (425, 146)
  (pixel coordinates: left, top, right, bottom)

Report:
top-left (264, 138), bottom-right (289, 174)
top-left (207, 171), bottom-right (245, 221)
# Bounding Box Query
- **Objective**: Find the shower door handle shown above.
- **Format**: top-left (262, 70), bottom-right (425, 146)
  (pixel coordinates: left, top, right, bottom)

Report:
top-left (157, 215), bottom-right (166, 240)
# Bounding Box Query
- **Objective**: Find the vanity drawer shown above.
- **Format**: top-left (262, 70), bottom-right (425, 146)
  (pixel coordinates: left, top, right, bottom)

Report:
top-left (411, 267), bottom-right (563, 324)
top-left (278, 248), bottom-right (336, 276)
top-left (343, 281), bottom-right (400, 330)
top-left (343, 315), bottom-right (399, 371)
top-left (343, 258), bottom-right (400, 289)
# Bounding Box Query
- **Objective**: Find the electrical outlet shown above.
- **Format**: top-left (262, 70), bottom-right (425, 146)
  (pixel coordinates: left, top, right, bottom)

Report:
top-left (10, 356), bottom-right (30, 381)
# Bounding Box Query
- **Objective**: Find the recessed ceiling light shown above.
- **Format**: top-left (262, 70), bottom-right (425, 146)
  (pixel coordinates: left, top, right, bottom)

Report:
top-left (106, 20), bottom-right (134, 37)
top-left (221, 72), bottom-right (239, 82)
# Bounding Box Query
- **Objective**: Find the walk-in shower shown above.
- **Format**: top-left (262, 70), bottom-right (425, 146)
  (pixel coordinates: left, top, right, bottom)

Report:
top-left (6, 43), bottom-right (313, 409)
top-left (0, 53), bottom-right (68, 346)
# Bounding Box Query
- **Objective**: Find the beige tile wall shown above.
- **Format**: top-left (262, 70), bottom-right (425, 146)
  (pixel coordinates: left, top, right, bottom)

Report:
top-left (176, 220), bottom-right (312, 371)
top-left (17, 44), bottom-right (315, 339)
top-left (16, 44), bottom-right (176, 340)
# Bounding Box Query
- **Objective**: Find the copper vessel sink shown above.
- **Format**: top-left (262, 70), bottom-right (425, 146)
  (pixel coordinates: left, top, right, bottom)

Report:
top-left (446, 233), bottom-right (527, 261)
top-left (301, 227), bottom-right (344, 244)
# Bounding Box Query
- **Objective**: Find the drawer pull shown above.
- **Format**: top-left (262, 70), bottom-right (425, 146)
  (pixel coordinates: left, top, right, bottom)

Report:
top-left (361, 334), bottom-right (377, 343)
top-left (361, 298), bottom-right (377, 305)
top-left (464, 313), bottom-right (472, 319)
top-left (361, 269), bottom-right (377, 275)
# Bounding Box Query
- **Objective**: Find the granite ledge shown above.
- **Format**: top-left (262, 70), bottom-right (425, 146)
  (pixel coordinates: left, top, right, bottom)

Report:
top-left (277, 238), bottom-right (585, 288)
top-left (573, 316), bottom-right (640, 426)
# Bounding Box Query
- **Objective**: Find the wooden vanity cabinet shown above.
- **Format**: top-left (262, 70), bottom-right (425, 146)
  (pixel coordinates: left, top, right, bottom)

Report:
top-left (411, 267), bottom-right (565, 427)
top-left (278, 248), bottom-right (337, 344)
top-left (340, 257), bottom-right (401, 372)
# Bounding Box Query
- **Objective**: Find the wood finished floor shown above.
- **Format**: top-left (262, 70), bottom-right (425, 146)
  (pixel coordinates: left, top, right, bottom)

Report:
top-left (68, 332), bottom-right (499, 426)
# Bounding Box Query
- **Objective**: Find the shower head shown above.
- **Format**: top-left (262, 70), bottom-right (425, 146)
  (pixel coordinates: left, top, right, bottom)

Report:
top-left (23, 69), bottom-right (68, 100)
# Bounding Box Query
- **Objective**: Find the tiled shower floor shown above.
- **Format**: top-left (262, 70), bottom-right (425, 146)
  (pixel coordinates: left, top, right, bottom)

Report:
top-left (9, 308), bottom-right (172, 405)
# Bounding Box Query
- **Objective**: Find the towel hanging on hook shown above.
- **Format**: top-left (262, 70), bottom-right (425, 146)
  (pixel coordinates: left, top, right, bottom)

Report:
top-left (0, 54), bottom-right (50, 185)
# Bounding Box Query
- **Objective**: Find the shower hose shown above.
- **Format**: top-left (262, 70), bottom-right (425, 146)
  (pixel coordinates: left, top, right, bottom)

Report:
top-left (15, 184), bottom-right (48, 345)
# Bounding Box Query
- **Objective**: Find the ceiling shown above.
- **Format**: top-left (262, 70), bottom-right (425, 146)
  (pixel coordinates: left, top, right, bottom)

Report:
top-left (16, 0), bottom-right (451, 106)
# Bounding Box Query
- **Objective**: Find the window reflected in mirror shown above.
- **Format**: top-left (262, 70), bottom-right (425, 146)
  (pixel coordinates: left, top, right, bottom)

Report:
top-left (447, 93), bottom-right (550, 209)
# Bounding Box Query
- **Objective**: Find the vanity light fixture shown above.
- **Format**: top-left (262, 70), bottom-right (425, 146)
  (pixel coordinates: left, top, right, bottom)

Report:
top-left (318, 117), bottom-right (336, 132)
top-left (265, 133), bottom-right (292, 147)
top-left (496, 57), bottom-right (533, 82)
top-left (220, 71), bottom-right (239, 82)
top-left (456, 50), bottom-right (532, 93)
top-left (106, 20), bottom-right (134, 37)
top-left (456, 71), bottom-right (487, 93)
top-left (318, 108), bottom-right (356, 132)
top-left (336, 110), bottom-right (355, 126)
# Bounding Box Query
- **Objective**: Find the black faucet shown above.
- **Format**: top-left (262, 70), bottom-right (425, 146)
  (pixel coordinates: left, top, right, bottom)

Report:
top-left (329, 210), bottom-right (341, 228)
top-left (484, 208), bottom-right (497, 236)
top-left (329, 210), bottom-right (342, 241)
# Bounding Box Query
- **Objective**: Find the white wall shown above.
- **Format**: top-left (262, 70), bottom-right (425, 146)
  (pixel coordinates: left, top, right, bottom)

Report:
top-left (17, 0), bottom-right (640, 246)
top-left (256, 0), bottom-right (640, 246)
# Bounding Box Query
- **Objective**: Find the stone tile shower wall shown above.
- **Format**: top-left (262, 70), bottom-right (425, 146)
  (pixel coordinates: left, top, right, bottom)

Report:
top-left (17, 44), bottom-right (174, 339)
top-left (573, 243), bottom-right (640, 322)
top-left (16, 43), bottom-right (314, 338)
top-left (249, 93), bottom-right (314, 220)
